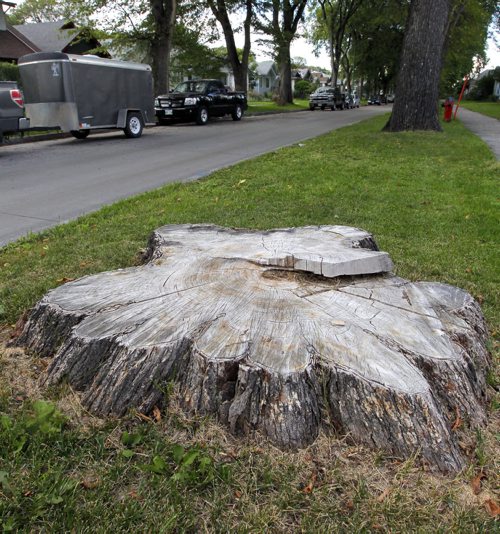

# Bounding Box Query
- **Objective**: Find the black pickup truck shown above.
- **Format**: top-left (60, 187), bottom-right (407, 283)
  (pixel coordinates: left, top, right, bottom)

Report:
top-left (155, 79), bottom-right (247, 125)
top-left (0, 81), bottom-right (29, 143)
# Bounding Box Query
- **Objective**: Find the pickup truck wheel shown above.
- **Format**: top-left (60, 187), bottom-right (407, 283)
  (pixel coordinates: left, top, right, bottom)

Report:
top-left (196, 107), bottom-right (209, 125)
top-left (330, 106), bottom-right (335, 111)
top-left (124, 112), bottom-right (143, 138)
top-left (320, 105), bottom-right (325, 111)
top-left (232, 104), bottom-right (243, 121)
top-left (70, 129), bottom-right (90, 139)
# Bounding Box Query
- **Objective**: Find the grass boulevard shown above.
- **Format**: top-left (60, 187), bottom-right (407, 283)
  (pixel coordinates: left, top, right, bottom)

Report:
top-left (0, 114), bottom-right (498, 532)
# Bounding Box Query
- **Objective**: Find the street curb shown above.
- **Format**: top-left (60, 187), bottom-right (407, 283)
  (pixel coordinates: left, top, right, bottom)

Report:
top-left (2, 131), bottom-right (71, 145)
top-left (246, 108), bottom-right (309, 117)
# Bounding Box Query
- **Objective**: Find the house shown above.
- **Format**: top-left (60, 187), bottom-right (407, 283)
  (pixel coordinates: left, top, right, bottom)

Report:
top-left (290, 68), bottom-right (312, 92)
top-left (310, 70), bottom-right (330, 87)
top-left (467, 68), bottom-right (500, 99)
top-left (0, 15), bottom-right (108, 63)
top-left (0, 0), bottom-right (39, 62)
top-left (252, 60), bottom-right (278, 96)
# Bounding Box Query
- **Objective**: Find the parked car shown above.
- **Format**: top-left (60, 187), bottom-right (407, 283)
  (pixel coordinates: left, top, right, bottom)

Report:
top-left (18, 52), bottom-right (155, 139)
top-left (155, 79), bottom-right (247, 125)
top-left (309, 87), bottom-right (347, 110)
top-left (0, 81), bottom-right (29, 144)
top-left (367, 95), bottom-right (381, 105)
top-left (386, 94), bottom-right (395, 103)
top-left (350, 93), bottom-right (360, 108)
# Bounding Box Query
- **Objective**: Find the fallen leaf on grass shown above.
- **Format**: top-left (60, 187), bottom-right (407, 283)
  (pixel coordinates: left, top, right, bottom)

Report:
top-left (81, 477), bottom-right (100, 490)
top-left (56, 277), bottom-right (75, 284)
top-left (136, 412), bottom-right (154, 423)
top-left (470, 473), bottom-right (485, 495)
top-left (302, 473), bottom-right (317, 494)
top-left (484, 498), bottom-right (500, 517)
top-left (234, 490), bottom-right (242, 499)
top-left (152, 406), bottom-right (161, 422)
top-left (376, 488), bottom-right (391, 503)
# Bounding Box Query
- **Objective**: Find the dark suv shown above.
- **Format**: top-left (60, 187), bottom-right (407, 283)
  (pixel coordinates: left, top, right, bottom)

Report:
top-left (309, 87), bottom-right (347, 111)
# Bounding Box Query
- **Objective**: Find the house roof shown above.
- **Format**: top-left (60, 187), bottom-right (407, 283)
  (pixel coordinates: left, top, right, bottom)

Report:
top-left (13, 20), bottom-right (79, 52)
top-left (256, 60), bottom-right (275, 76)
top-left (0, 24), bottom-right (39, 60)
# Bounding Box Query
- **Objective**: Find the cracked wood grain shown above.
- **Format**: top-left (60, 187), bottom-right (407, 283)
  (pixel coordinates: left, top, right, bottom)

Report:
top-left (16, 224), bottom-right (490, 472)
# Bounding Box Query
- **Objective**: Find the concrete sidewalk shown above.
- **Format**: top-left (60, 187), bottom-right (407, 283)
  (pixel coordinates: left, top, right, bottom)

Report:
top-left (455, 107), bottom-right (500, 159)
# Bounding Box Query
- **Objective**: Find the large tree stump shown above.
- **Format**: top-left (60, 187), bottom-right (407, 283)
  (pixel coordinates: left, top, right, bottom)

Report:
top-left (17, 225), bottom-right (490, 472)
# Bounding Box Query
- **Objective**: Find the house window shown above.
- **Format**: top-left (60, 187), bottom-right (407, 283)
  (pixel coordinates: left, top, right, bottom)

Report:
top-left (266, 77), bottom-right (270, 89)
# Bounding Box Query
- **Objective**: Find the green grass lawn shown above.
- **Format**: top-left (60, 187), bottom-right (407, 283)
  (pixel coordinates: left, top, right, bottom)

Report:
top-left (247, 99), bottom-right (309, 113)
top-left (459, 101), bottom-right (500, 119)
top-left (0, 115), bottom-right (498, 532)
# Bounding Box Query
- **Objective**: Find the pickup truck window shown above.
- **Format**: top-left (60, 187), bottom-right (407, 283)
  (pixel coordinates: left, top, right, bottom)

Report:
top-left (174, 81), bottom-right (209, 93)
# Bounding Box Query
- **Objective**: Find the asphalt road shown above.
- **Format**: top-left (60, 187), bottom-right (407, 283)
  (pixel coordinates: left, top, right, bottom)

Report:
top-left (0, 106), bottom-right (389, 246)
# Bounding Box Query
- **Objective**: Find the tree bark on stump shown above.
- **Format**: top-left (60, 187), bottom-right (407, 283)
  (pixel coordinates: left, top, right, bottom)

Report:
top-left (16, 225), bottom-right (490, 472)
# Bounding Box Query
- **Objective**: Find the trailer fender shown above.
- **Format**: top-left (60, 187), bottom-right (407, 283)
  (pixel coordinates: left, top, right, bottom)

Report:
top-left (117, 109), bottom-right (147, 128)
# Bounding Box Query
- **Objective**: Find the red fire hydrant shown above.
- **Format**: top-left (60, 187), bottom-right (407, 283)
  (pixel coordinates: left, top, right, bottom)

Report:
top-left (443, 97), bottom-right (454, 122)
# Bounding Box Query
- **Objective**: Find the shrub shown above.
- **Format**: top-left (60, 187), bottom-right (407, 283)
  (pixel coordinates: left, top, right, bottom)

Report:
top-left (0, 62), bottom-right (21, 83)
top-left (293, 80), bottom-right (314, 99)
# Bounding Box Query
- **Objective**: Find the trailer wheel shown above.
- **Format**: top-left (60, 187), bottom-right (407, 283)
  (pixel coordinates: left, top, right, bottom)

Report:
top-left (231, 104), bottom-right (243, 121)
top-left (124, 112), bottom-right (143, 138)
top-left (196, 107), bottom-right (209, 125)
top-left (70, 129), bottom-right (90, 139)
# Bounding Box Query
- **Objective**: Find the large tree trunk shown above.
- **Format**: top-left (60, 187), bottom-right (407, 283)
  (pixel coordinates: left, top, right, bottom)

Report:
top-left (208, 0), bottom-right (252, 93)
top-left (384, 0), bottom-right (450, 131)
top-left (16, 224), bottom-right (491, 473)
top-left (264, 0), bottom-right (308, 105)
top-left (277, 42), bottom-right (293, 104)
top-left (150, 0), bottom-right (177, 94)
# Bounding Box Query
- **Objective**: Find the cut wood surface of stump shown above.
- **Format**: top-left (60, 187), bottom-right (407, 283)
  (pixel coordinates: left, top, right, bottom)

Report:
top-left (17, 224), bottom-right (491, 472)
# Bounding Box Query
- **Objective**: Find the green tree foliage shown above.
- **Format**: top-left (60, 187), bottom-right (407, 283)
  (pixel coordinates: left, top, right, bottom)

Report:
top-left (317, 0), bottom-right (364, 89)
top-left (309, 0), bottom-right (496, 99)
top-left (309, 0), bottom-right (407, 95)
top-left (7, 0), bottom-right (87, 24)
top-left (441, 0), bottom-right (499, 95)
top-left (348, 0), bottom-right (407, 96)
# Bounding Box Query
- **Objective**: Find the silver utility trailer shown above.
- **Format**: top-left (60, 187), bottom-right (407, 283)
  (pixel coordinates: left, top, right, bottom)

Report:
top-left (18, 52), bottom-right (155, 139)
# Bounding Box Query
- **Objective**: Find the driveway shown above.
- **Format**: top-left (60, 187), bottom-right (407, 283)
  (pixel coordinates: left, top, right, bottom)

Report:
top-left (0, 106), bottom-right (389, 246)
